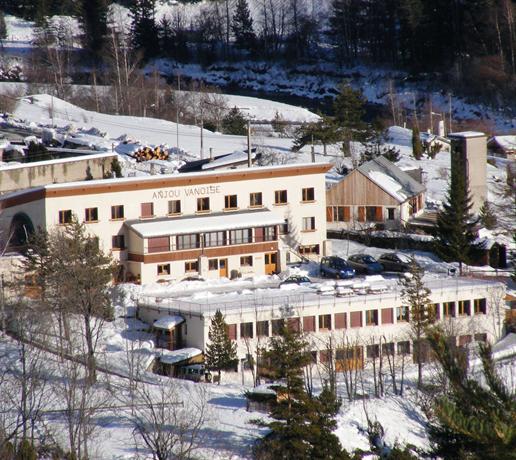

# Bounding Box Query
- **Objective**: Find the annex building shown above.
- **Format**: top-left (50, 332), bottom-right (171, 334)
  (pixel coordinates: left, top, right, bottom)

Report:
top-left (0, 163), bottom-right (331, 283)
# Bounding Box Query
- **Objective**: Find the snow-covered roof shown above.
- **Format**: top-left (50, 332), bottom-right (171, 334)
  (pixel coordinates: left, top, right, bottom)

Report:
top-left (358, 156), bottom-right (425, 202)
top-left (0, 152), bottom-right (115, 171)
top-left (488, 135), bottom-right (516, 152)
top-left (159, 347), bottom-right (203, 365)
top-left (126, 208), bottom-right (284, 238)
top-left (153, 315), bottom-right (185, 330)
top-left (449, 131), bottom-right (486, 139)
top-left (202, 150), bottom-right (256, 170)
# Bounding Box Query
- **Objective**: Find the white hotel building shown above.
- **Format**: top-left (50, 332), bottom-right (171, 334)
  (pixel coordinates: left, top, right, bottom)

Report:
top-left (0, 163), bottom-right (331, 283)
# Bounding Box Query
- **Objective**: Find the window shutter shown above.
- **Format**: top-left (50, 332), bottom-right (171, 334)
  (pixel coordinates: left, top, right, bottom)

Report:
top-left (141, 202), bottom-right (153, 217)
top-left (381, 308), bottom-right (393, 324)
top-left (358, 206), bottom-right (365, 222)
top-left (375, 206), bottom-right (383, 222)
top-left (350, 311), bottom-right (362, 328)
top-left (148, 236), bottom-right (170, 253)
top-left (326, 206), bottom-right (333, 222)
top-left (303, 316), bottom-right (315, 332)
top-left (344, 206), bottom-right (351, 222)
top-left (334, 313), bottom-right (346, 329)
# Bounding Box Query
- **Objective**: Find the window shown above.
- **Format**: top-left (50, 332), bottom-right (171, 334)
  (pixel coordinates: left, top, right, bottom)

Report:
top-left (208, 259), bottom-right (218, 270)
top-left (303, 316), bottom-right (316, 332)
top-left (274, 190), bottom-right (287, 204)
top-left (240, 322), bottom-right (253, 339)
top-left (271, 319), bottom-right (283, 336)
top-left (256, 321), bottom-right (269, 337)
top-left (184, 261), bottom-right (198, 272)
top-left (474, 333), bottom-right (487, 342)
top-left (302, 217), bottom-right (316, 231)
top-left (157, 264), bottom-right (170, 275)
top-left (204, 231), bottom-right (226, 247)
top-left (396, 306), bottom-right (410, 322)
top-left (367, 344), bottom-right (380, 359)
top-left (302, 187), bottom-right (315, 202)
top-left (397, 341), bottom-right (410, 355)
top-left (255, 226), bottom-right (276, 242)
top-left (366, 206), bottom-right (383, 222)
top-left (58, 210), bottom-right (73, 224)
top-left (382, 342), bottom-right (395, 356)
top-left (387, 208), bottom-right (395, 220)
top-left (334, 313), bottom-right (346, 329)
top-left (240, 256), bottom-right (253, 267)
top-left (224, 195), bottom-right (238, 209)
top-left (112, 235), bottom-right (125, 250)
top-left (458, 300), bottom-right (471, 316)
top-left (443, 301), bottom-right (456, 318)
top-left (365, 309), bottom-right (379, 326)
top-left (227, 324), bottom-right (237, 341)
top-left (197, 197), bottom-right (210, 212)
top-left (459, 335), bottom-right (472, 347)
top-left (148, 236), bottom-right (170, 253)
top-left (298, 244), bottom-right (320, 255)
top-left (111, 205), bottom-right (124, 220)
top-left (287, 318), bottom-right (300, 332)
top-left (428, 303), bottom-right (440, 320)
top-left (176, 234), bottom-right (200, 250)
top-left (474, 298), bottom-right (486, 314)
top-left (168, 200), bottom-right (181, 215)
top-left (409, 197), bottom-right (418, 215)
top-left (141, 202), bottom-right (154, 218)
top-left (250, 192), bottom-right (262, 207)
top-left (350, 311), bottom-right (362, 328)
top-left (84, 207), bottom-right (98, 222)
top-left (280, 219), bottom-right (289, 235)
top-left (229, 228), bottom-right (252, 244)
top-left (318, 314), bottom-right (332, 331)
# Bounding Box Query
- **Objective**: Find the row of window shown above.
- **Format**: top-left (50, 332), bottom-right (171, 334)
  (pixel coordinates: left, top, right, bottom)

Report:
top-left (157, 256), bottom-right (254, 276)
top-left (226, 299), bottom-right (488, 339)
top-left (327, 206), bottom-right (396, 223)
top-left (58, 188), bottom-right (317, 225)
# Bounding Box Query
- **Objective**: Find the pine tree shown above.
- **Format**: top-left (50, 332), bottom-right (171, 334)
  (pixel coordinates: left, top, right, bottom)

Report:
top-left (292, 117), bottom-right (340, 155)
top-left (204, 310), bottom-right (238, 384)
top-left (0, 10), bottom-right (7, 41)
top-left (254, 321), bottom-right (349, 460)
top-left (130, 0), bottom-right (159, 59)
top-left (333, 83), bottom-right (366, 130)
top-left (479, 200), bottom-right (497, 230)
top-left (221, 107), bottom-right (247, 135)
top-left (412, 123), bottom-right (423, 160)
top-left (399, 258), bottom-right (434, 389)
top-left (77, 0), bottom-right (108, 60)
top-left (232, 0), bottom-right (255, 51)
top-left (434, 153), bottom-right (484, 274)
top-left (426, 327), bottom-right (516, 459)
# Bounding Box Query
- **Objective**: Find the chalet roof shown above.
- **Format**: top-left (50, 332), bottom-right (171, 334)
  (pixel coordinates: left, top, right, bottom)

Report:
top-left (153, 315), bottom-right (185, 330)
top-left (178, 149), bottom-right (257, 173)
top-left (488, 135), bottom-right (516, 152)
top-left (357, 156), bottom-right (425, 202)
top-left (159, 347), bottom-right (203, 365)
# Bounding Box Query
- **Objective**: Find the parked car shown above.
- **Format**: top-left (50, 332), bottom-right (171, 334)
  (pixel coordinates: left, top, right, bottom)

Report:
top-left (280, 275), bottom-right (312, 286)
top-left (377, 252), bottom-right (418, 272)
top-left (347, 254), bottom-right (383, 275)
top-left (320, 256), bottom-right (356, 279)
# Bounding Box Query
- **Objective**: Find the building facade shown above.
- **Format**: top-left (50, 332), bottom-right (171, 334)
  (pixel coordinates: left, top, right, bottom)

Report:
top-left (0, 163), bottom-right (331, 283)
top-left (137, 279), bottom-right (505, 373)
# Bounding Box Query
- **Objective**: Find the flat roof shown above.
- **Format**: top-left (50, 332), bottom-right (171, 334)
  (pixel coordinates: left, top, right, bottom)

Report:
top-left (159, 347), bottom-right (203, 365)
top-left (126, 208), bottom-right (284, 238)
top-left (449, 131), bottom-right (486, 139)
top-left (0, 152), bottom-right (116, 171)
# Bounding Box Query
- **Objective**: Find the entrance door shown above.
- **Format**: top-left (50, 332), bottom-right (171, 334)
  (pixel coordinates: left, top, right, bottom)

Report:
top-left (219, 259), bottom-right (228, 277)
top-left (264, 252), bottom-right (277, 275)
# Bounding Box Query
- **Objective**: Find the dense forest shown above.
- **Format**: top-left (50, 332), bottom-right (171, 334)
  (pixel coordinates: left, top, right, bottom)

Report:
top-left (1, 0), bottom-right (515, 103)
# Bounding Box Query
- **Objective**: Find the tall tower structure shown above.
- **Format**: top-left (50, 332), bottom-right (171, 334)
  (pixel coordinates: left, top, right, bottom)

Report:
top-left (448, 132), bottom-right (487, 215)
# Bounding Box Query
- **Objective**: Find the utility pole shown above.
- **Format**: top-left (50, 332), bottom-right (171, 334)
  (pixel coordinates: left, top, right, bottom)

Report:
top-left (247, 118), bottom-right (252, 168)
top-left (311, 134), bottom-right (315, 163)
top-left (0, 274), bottom-right (5, 332)
top-left (176, 72), bottom-right (180, 151)
top-left (200, 99), bottom-right (204, 160)
top-left (448, 93), bottom-right (453, 134)
top-left (429, 97), bottom-right (433, 134)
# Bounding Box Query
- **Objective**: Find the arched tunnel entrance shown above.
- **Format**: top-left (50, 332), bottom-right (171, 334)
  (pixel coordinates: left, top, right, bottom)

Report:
top-left (8, 213), bottom-right (35, 250)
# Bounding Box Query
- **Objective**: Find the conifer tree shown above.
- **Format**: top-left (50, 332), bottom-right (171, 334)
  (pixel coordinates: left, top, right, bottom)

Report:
top-left (205, 310), bottom-right (238, 384)
top-left (130, 0), bottom-right (159, 59)
top-left (426, 327), bottom-right (516, 459)
top-left (292, 117), bottom-right (340, 155)
top-left (479, 200), bottom-right (497, 230)
top-left (255, 321), bottom-right (349, 460)
top-left (221, 106), bottom-right (247, 135)
top-left (77, 0), bottom-right (108, 59)
top-left (412, 123), bottom-right (423, 160)
top-left (399, 258), bottom-right (434, 389)
top-left (333, 83), bottom-right (366, 130)
top-left (232, 0), bottom-right (256, 51)
top-left (0, 10), bottom-right (7, 41)
top-left (434, 153), bottom-right (484, 274)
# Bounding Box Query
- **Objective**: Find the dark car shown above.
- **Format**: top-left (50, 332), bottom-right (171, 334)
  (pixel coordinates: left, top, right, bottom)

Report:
top-left (377, 253), bottom-right (417, 272)
top-left (347, 254), bottom-right (383, 275)
top-left (280, 275), bottom-right (312, 286)
top-left (320, 256), bottom-right (356, 279)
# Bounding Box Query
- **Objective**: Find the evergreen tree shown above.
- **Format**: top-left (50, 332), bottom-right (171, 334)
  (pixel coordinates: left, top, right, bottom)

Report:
top-left (232, 0), bottom-right (255, 51)
top-left (426, 327), bottom-right (516, 459)
top-left (204, 310), bottom-right (238, 384)
top-left (292, 117), bottom-right (340, 155)
top-left (221, 107), bottom-right (247, 135)
top-left (479, 200), bottom-right (497, 230)
top-left (130, 0), bottom-right (159, 59)
top-left (333, 82), bottom-right (366, 130)
top-left (399, 258), bottom-right (434, 389)
top-left (77, 0), bottom-right (108, 59)
top-left (434, 153), bottom-right (484, 274)
top-left (0, 10), bottom-right (7, 41)
top-left (255, 321), bottom-right (349, 460)
top-left (412, 123), bottom-right (423, 160)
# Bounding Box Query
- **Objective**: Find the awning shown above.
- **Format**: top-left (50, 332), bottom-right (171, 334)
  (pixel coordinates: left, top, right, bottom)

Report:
top-left (159, 347), bottom-right (203, 365)
top-left (126, 209), bottom-right (284, 238)
top-left (153, 315), bottom-right (185, 330)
